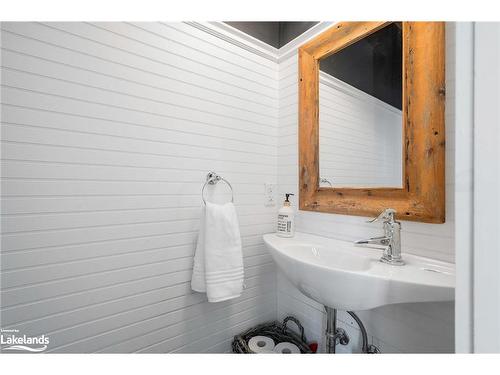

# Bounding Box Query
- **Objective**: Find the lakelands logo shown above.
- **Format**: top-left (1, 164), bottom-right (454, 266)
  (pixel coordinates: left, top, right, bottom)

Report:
top-left (0, 328), bottom-right (49, 353)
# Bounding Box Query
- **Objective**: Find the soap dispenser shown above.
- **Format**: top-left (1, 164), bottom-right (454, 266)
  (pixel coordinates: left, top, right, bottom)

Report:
top-left (277, 193), bottom-right (295, 237)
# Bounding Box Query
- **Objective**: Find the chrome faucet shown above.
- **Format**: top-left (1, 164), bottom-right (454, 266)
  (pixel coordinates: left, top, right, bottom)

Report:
top-left (354, 208), bottom-right (404, 266)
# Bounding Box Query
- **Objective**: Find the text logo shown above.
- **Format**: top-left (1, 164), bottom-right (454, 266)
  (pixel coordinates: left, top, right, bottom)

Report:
top-left (1, 329), bottom-right (49, 353)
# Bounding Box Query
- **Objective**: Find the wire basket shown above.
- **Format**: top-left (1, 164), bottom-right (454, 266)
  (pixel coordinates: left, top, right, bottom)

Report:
top-left (232, 316), bottom-right (313, 354)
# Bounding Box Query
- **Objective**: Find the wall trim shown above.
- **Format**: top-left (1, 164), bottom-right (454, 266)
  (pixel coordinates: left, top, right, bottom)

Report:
top-left (185, 21), bottom-right (337, 64)
top-left (320, 71), bottom-right (402, 116)
top-left (277, 22), bottom-right (336, 62)
top-left (454, 21), bottom-right (475, 354)
top-left (184, 21), bottom-right (279, 62)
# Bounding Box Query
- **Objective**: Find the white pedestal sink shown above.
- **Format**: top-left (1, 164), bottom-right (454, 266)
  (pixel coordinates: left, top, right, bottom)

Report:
top-left (264, 232), bottom-right (454, 311)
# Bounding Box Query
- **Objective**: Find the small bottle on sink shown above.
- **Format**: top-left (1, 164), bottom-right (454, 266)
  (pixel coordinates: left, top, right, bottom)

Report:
top-left (277, 193), bottom-right (295, 238)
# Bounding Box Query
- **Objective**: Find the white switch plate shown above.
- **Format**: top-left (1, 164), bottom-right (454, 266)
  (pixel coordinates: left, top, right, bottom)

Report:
top-left (264, 183), bottom-right (276, 207)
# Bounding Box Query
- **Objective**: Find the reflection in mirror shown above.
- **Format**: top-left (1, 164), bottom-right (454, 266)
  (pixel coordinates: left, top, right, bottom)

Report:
top-left (319, 22), bottom-right (403, 188)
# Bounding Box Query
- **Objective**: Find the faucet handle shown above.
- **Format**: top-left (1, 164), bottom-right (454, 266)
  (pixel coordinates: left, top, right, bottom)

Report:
top-left (367, 208), bottom-right (396, 224)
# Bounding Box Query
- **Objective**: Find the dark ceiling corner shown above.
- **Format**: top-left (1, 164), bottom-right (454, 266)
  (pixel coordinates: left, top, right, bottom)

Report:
top-left (224, 22), bottom-right (319, 48)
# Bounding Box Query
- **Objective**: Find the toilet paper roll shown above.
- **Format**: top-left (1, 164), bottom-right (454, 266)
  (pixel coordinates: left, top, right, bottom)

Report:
top-left (273, 342), bottom-right (300, 354)
top-left (248, 336), bottom-right (275, 353)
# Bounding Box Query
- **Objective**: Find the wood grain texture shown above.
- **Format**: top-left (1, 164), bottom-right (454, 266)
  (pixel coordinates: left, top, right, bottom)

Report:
top-left (298, 22), bottom-right (445, 223)
top-left (300, 21), bottom-right (390, 59)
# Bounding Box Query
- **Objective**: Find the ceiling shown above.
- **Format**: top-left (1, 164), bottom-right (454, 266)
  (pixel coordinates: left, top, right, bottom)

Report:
top-left (224, 22), bottom-right (318, 49)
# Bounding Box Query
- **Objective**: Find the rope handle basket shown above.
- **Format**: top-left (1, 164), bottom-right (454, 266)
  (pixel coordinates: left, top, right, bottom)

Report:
top-left (232, 316), bottom-right (312, 354)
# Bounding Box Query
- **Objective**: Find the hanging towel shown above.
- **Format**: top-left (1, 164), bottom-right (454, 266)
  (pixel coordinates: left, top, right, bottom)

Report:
top-left (191, 202), bottom-right (244, 302)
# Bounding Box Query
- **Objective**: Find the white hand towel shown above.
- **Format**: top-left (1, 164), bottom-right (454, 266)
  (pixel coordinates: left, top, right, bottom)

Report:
top-left (191, 202), bottom-right (244, 302)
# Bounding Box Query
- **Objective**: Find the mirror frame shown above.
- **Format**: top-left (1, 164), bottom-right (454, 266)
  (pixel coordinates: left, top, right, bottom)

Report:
top-left (298, 22), bottom-right (445, 223)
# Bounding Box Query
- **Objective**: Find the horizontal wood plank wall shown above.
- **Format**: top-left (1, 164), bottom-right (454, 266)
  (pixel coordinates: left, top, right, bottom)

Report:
top-left (318, 72), bottom-right (402, 187)
top-left (277, 23), bottom-right (455, 353)
top-left (0, 22), bottom-right (278, 353)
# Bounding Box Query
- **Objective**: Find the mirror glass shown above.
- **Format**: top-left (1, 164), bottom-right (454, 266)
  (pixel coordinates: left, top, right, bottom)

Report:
top-left (318, 22), bottom-right (403, 188)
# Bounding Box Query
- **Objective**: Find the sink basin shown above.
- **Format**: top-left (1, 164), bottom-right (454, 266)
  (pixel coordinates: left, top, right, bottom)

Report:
top-left (263, 232), bottom-right (455, 311)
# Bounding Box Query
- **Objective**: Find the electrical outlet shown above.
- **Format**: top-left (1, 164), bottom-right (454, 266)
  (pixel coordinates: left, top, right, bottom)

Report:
top-left (264, 183), bottom-right (276, 207)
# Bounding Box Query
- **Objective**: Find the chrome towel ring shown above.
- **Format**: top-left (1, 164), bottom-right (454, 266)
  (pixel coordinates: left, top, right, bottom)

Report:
top-left (202, 171), bottom-right (234, 205)
top-left (320, 177), bottom-right (333, 187)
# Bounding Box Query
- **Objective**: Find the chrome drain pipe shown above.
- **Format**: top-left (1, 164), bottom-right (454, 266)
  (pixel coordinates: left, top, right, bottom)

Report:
top-left (325, 306), bottom-right (349, 353)
top-left (324, 307), bottom-right (380, 354)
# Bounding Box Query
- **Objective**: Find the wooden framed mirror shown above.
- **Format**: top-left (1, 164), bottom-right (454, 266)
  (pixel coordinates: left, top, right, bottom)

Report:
top-left (298, 22), bottom-right (445, 223)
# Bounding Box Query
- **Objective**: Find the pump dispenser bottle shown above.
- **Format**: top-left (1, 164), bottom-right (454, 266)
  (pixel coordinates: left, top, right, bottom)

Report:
top-left (277, 193), bottom-right (295, 237)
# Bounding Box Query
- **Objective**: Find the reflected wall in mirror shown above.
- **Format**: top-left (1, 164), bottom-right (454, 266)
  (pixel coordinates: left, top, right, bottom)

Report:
top-left (319, 22), bottom-right (403, 188)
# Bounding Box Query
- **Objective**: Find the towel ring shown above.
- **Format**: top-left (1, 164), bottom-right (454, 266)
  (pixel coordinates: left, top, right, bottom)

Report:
top-left (202, 171), bottom-right (234, 205)
top-left (320, 177), bottom-right (333, 187)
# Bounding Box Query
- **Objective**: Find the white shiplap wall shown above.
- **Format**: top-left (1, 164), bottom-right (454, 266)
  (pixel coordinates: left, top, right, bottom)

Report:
top-left (277, 23), bottom-right (456, 353)
top-left (1, 20), bottom-right (458, 354)
top-left (319, 72), bottom-right (402, 187)
top-left (0, 22), bottom-right (278, 353)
